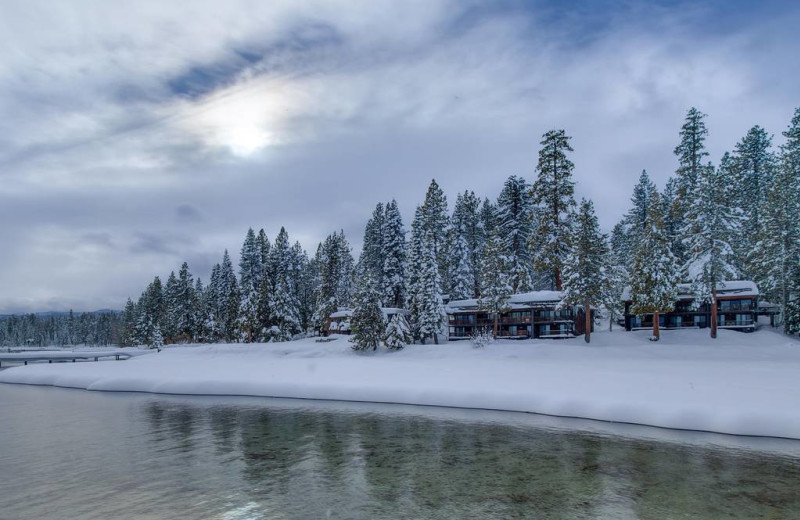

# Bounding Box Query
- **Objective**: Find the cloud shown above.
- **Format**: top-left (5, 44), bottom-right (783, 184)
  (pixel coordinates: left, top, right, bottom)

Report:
top-left (0, 0), bottom-right (798, 312)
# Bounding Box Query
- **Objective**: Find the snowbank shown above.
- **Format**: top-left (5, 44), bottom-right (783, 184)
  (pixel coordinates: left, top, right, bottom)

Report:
top-left (2, 329), bottom-right (800, 439)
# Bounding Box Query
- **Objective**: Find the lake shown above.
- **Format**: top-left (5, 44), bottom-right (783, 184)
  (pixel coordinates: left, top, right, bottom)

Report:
top-left (1, 384), bottom-right (800, 519)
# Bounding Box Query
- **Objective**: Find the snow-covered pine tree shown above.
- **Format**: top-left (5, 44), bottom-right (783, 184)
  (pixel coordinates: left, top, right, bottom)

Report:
top-left (753, 108), bottom-right (800, 333)
top-left (496, 175), bottom-right (534, 293)
top-left (175, 262), bottom-right (196, 342)
top-left (615, 170), bottom-right (657, 268)
top-left (629, 190), bottom-right (680, 341)
top-left (601, 244), bottom-right (627, 332)
top-left (561, 199), bottom-right (609, 343)
top-left (358, 203), bottom-right (385, 292)
top-left (269, 228), bottom-right (301, 340)
top-left (350, 273), bottom-right (385, 351)
top-left (416, 230), bottom-right (446, 344)
top-left (407, 206), bottom-right (445, 344)
top-left (205, 264), bottom-right (223, 342)
top-left (447, 231), bottom-right (472, 301)
top-left (450, 191), bottom-right (484, 298)
top-left (192, 277), bottom-right (207, 342)
top-left (383, 313), bottom-right (412, 350)
top-left (162, 271), bottom-right (179, 343)
top-left (530, 129), bottom-right (576, 291)
top-left (135, 276), bottom-right (164, 345)
top-left (237, 229), bottom-right (262, 342)
top-left (290, 242), bottom-right (313, 332)
top-left (421, 179), bottom-right (450, 290)
top-left (255, 229), bottom-right (272, 341)
top-left (479, 231), bottom-right (512, 339)
top-left (731, 125), bottom-right (778, 280)
top-left (218, 250), bottom-right (241, 342)
top-left (672, 107), bottom-right (710, 266)
top-left (150, 325), bottom-right (164, 349)
top-left (120, 298), bottom-right (137, 347)
top-left (313, 231), bottom-right (353, 334)
top-left (336, 230), bottom-right (355, 307)
top-left (381, 200), bottom-right (406, 308)
top-left (661, 177), bottom-right (683, 266)
top-left (682, 157), bottom-right (741, 338)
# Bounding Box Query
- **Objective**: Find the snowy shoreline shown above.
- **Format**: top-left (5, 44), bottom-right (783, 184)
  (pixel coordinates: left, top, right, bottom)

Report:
top-left (2, 329), bottom-right (800, 440)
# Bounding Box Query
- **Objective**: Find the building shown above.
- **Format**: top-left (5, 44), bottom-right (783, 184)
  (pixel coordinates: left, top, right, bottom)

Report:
top-left (327, 308), bottom-right (410, 335)
top-left (446, 291), bottom-right (592, 340)
top-left (622, 280), bottom-right (762, 332)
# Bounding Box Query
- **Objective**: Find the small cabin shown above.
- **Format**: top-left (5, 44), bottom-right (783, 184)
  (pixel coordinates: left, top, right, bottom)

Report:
top-left (446, 291), bottom-right (592, 340)
top-left (327, 307), bottom-right (410, 335)
top-left (623, 280), bottom-right (760, 332)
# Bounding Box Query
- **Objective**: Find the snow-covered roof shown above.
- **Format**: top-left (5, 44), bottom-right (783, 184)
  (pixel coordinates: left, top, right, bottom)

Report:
top-left (621, 280), bottom-right (759, 301)
top-left (510, 291), bottom-right (563, 304)
top-left (447, 291), bottom-right (564, 312)
top-left (329, 307), bottom-right (410, 319)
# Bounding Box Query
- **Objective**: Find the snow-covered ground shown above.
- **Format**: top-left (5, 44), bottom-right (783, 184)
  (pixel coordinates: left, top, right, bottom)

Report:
top-left (2, 328), bottom-right (799, 439)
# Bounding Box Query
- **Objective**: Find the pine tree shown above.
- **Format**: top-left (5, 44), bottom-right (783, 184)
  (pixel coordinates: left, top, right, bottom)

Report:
top-left (269, 228), bottom-right (301, 340)
top-left (753, 108), bottom-right (800, 333)
top-left (407, 206), bottom-right (445, 344)
top-left (672, 107), bottom-right (710, 266)
top-left (314, 231), bottom-right (355, 333)
top-left (350, 274), bottom-right (385, 351)
top-left (447, 231), bottom-right (472, 300)
top-left (219, 250), bottom-right (240, 342)
top-left (496, 175), bottom-right (534, 293)
top-left (358, 203), bottom-right (385, 291)
top-left (629, 191), bottom-right (680, 341)
top-left (731, 125), bottom-right (778, 279)
top-left (383, 313), bottom-right (412, 350)
top-left (192, 278), bottom-right (207, 342)
top-left (120, 298), bottom-right (137, 347)
top-left (150, 326), bottom-right (164, 349)
top-left (420, 179), bottom-right (450, 290)
top-left (206, 263), bottom-right (222, 341)
top-left (530, 129), bottom-right (576, 290)
top-left (479, 231), bottom-right (512, 339)
top-left (682, 157), bottom-right (741, 338)
top-left (449, 191), bottom-right (484, 298)
top-left (290, 241), bottom-right (312, 331)
top-left (162, 271), bottom-right (179, 343)
top-left (561, 199), bottom-right (609, 343)
top-left (237, 229), bottom-right (262, 342)
top-left (381, 200), bottom-right (406, 308)
top-left (255, 229), bottom-right (272, 341)
top-left (174, 262), bottom-right (196, 342)
top-left (615, 170), bottom-right (656, 268)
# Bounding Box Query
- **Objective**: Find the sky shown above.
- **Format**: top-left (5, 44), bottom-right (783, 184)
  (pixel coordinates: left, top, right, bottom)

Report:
top-left (1, 0), bottom-right (798, 314)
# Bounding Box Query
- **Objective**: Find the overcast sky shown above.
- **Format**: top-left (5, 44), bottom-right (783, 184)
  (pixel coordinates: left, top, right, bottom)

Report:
top-left (1, 0), bottom-right (798, 313)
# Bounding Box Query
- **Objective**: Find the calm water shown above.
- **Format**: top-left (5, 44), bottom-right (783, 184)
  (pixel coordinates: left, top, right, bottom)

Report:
top-left (2, 384), bottom-right (800, 520)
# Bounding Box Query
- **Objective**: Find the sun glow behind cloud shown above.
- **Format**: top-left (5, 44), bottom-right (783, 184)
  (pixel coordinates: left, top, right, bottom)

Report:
top-left (179, 78), bottom-right (300, 157)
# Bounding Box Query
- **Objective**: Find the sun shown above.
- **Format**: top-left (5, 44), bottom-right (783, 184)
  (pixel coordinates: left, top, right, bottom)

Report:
top-left (222, 124), bottom-right (272, 157)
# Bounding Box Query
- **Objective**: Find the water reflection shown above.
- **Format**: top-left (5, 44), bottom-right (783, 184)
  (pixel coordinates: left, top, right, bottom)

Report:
top-left (137, 398), bottom-right (800, 520)
top-left (1, 385), bottom-right (800, 520)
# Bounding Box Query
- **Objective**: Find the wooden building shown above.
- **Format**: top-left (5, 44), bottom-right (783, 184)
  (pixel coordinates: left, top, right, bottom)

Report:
top-left (446, 291), bottom-right (592, 340)
top-left (623, 281), bottom-right (761, 333)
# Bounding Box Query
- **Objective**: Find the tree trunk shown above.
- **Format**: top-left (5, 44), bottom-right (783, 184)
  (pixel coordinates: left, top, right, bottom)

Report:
top-left (710, 289), bottom-right (718, 339)
top-left (652, 311), bottom-right (660, 341)
top-left (433, 332), bottom-right (439, 345)
top-left (493, 310), bottom-right (499, 340)
top-left (584, 298), bottom-right (591, 343)
top-left (555, 268), bottom-right (562, 292)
